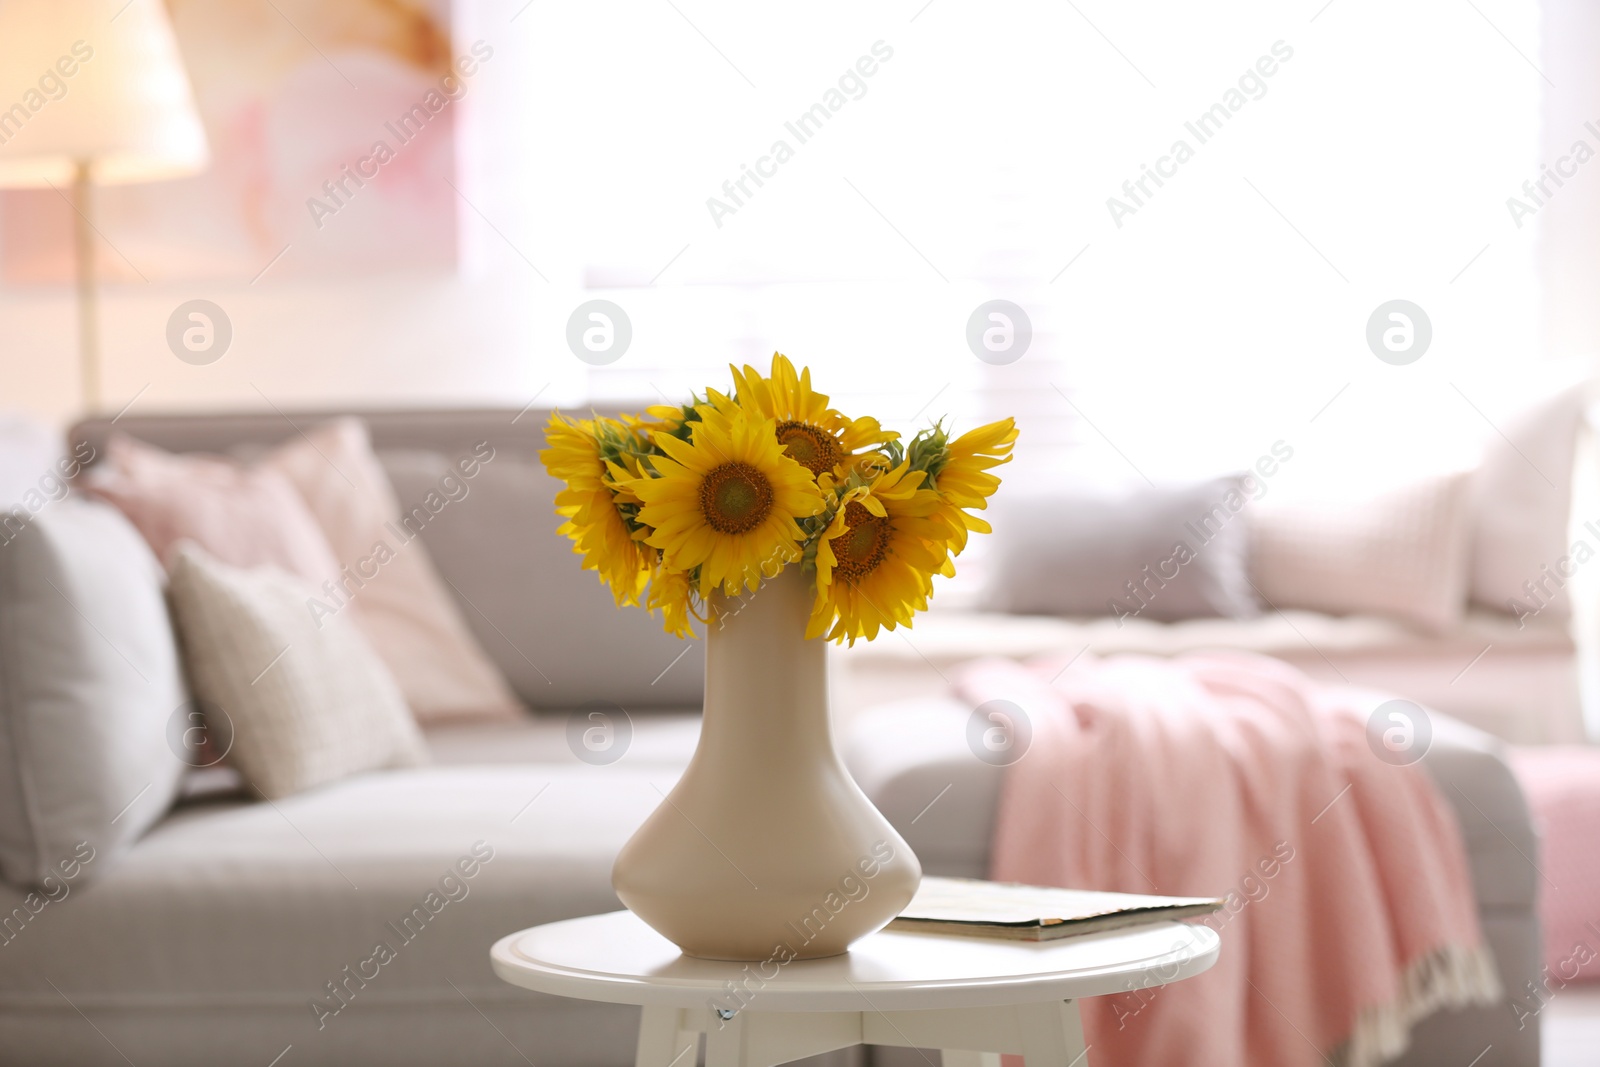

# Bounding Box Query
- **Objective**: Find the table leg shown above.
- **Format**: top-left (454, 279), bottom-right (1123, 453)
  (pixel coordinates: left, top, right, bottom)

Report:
top-left (702, 1010), bottom-right (750, 1067)
top-left (939, 1052), bottom-right (1002, 1067)
top-left (1016, 1000), bottom-right (1089, 1066)
top-left (635, 1005), bottom-right (698, 1067)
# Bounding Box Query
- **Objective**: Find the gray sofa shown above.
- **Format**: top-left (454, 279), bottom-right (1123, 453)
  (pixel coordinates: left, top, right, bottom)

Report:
top-left (0, 408), bottom-right (1540, 1067)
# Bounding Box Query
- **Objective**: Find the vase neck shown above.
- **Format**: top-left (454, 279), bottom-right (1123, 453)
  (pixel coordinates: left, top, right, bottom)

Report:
top-left (700, 567), bottom-right (833, 752)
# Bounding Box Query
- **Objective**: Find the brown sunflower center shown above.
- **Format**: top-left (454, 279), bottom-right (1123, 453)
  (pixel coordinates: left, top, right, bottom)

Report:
top-left (699, 462), bottom-right (774, 534)
top-left (833, 500), bottom-right (890, 581)
top-left (775, 420), bottom-right (844, 476)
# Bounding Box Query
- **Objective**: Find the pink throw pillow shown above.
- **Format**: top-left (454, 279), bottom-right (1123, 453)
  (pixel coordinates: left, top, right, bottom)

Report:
top-left (260, 419), bottom-right (522, 724)
top-left (89, 434), bottom-right (341, 583)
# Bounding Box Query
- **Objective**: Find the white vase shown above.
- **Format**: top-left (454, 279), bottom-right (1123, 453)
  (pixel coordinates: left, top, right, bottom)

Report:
top-left (612, 566), bottom-right (922, 961)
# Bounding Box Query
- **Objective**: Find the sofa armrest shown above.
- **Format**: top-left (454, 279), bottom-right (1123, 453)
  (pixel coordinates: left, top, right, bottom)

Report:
top-left (842, 698), bottom-right (1003, 879)
top-left (1420, 713), bottom-right (1541, 911)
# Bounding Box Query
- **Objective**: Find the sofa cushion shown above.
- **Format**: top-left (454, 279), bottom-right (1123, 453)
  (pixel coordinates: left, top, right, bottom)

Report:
top-left (0, 761), bottom-right (671, 1018)
top-left (0, 500), bottom-right (187, 887)
top-left (848, 605), bottom-right (1572, 664)
top-left (425, 713), bottom-right (701, 767)
top-left (168, 546), bottom-right (426, 800)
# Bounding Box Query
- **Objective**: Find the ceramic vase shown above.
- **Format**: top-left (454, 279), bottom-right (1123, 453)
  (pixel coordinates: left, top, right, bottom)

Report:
top-left (611, 566), bottom-right (921, 961)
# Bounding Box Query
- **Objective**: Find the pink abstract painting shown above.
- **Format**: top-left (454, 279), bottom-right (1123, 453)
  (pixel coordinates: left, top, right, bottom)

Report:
top-left (1, 0), bottom-right (464, 283)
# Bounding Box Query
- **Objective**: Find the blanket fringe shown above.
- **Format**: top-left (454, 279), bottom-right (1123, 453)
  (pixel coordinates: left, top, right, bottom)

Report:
top-left (1339, 942), bottom-right (1503, 1067)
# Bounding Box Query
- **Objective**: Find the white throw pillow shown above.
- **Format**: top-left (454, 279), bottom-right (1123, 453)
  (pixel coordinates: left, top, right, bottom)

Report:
top-left (168, 545), bottom-right (426, 800)
top-left (1468, 383), bottom-right (1586, 618)
top-left (1248, 471), bottom-right (1473, 633)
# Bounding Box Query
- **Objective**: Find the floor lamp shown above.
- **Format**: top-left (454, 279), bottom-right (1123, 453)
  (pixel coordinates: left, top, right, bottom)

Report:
top-left (0, 0), bottom-right (208, 412)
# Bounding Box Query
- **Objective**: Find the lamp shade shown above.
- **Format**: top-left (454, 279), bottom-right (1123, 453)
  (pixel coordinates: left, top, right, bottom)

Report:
top-left (0, 0), bottom-right (208, 187)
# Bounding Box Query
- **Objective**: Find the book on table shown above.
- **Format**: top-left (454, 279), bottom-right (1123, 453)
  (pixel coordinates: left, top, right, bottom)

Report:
top-left (888, 876), bottom-right (1224, 942)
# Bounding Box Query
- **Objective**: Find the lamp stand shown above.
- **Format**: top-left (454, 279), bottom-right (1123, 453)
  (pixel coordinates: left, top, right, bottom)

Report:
top-left (71, 160), bottom-right (100, 412)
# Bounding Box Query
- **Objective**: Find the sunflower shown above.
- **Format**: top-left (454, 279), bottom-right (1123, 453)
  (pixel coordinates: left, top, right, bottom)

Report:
top-left (630, 408), bottom-right (823, 597)
top-left (730, 353), bottom-right (897, 478)
top-left (540, 414), bottom-right (651, 606)
top-left (539, 362), bottom-right (1014, 644)
top-left (633, 400), bottom-right (699, 443)
top-left (912, 418), bottom-right (1019, 554)
top-left (807, 463), bottom-right (950, 645)
top-left (645, 566), bottom-right (701, 638)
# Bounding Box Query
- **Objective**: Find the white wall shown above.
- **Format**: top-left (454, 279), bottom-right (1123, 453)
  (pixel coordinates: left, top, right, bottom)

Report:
top-left (0, 0), bottom-right (563, 429)
top-left (0, 0), bottom-right (1590, 448)
top-left (1540, 0), bottom-right (1600, 358)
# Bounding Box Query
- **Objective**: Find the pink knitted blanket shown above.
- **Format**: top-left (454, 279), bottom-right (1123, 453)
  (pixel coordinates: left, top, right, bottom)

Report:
top-left (958, 651), bottom-right (1499, 1067)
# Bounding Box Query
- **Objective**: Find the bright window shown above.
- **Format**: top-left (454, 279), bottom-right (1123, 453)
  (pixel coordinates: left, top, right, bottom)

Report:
top-left (489, 0), bottom-right (1542, 483)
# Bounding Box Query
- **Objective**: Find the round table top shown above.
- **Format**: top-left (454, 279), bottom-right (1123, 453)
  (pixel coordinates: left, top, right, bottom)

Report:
top-left (491, 910), bottom-right (1221, 1013)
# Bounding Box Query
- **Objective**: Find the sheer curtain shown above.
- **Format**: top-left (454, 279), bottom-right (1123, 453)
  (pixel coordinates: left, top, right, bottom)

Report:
top-left (494, 0), bottom-right (1542, 487)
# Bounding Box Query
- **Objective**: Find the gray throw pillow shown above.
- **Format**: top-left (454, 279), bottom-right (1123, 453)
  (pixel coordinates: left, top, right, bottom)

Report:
top-left (981, 476), bottom-right (1260, 622)
top-left (0, 500), bottom-right (187, 888)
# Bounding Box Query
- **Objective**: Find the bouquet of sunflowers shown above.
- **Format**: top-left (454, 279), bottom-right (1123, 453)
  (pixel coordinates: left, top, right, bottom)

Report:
top-left (540, 354), bottom-right (1016, 644)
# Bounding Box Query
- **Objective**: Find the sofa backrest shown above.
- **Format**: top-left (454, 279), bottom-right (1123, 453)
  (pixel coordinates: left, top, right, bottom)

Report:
top-left (69, 408), bottom-right (704, 712)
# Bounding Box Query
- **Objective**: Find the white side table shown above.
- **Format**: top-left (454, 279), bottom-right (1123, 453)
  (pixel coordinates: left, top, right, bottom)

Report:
top-left (491, 910), bottom-right (1220, 1067)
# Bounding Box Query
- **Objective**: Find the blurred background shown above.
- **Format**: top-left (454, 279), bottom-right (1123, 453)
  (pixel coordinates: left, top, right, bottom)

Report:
top-left (0, 0), bottom-right (1589, 487)
top-left (5, 5), bottom-right (1600, 1065)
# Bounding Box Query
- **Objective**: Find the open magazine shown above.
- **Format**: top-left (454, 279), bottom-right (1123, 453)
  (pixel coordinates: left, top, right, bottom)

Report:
top-left (888, 877), bottom-right (1224, 942)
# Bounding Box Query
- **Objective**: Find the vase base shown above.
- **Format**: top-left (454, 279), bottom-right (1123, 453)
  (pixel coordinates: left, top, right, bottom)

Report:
top-left (677, 944), bottom-right (853, 963)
